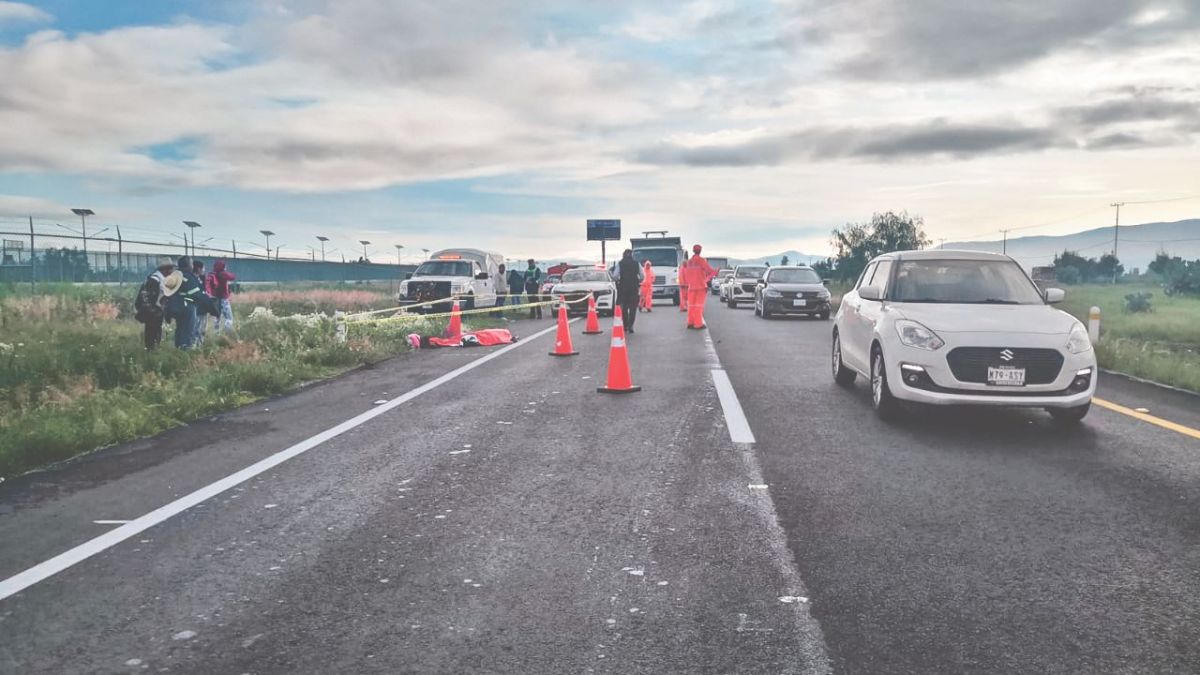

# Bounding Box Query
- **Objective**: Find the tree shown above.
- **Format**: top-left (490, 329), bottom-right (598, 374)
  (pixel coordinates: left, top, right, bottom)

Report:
top-left (1095, 253), bottom-right (1124, 282)
top-left (780, 255), bottom-right (790, 266)
top-left (829, 211), bottom-right (929, 281)
top-left (1052, 250), bottom-right (1098, 283)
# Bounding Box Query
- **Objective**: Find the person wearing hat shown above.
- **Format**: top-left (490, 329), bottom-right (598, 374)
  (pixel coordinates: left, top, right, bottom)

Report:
top-left (165, 255), bottom-right (205, 349)
top-left (133, 257), bottom-right (178, 349)
top-left (681, 243), bottom-right (717, 329)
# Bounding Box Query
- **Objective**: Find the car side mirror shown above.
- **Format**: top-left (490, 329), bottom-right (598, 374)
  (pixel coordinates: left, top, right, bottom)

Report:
top-left (1043, 287), bottom-right (1065, 303)
top-left (858, 285), bottom-right (882, 301)
top-left (404, 273), bottom-right (413, 280)
top-left (476, 272), bottom-right (489, 280)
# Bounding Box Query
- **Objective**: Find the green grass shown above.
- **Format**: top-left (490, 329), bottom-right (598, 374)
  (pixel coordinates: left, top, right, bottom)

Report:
top-left (1056, 283), bottom-right (1200, 392)
top-left (0, 283), bottom-right (490, 479)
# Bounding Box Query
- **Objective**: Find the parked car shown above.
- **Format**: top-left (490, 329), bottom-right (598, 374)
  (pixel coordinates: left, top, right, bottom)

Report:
top-left (398, 248), bottom-right (501, 312)
top-left (712, 269), bottom-right (734, 295)
top-left (754, 266), bottom-right (831, 319)
top-left (538, 274), bottom-right (562, 301)
top-left (831, 250), bottom-right (1096, 423)
top-left (550, 268), bottom-right (616, 315)
top-left (723, 265), bottom-right (767, 308)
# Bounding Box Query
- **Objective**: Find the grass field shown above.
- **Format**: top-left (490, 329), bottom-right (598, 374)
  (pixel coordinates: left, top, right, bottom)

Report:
top-left (1056, 283), bottom-right (1199, 393)
top-left (0, 282), bottom-right (505, 480)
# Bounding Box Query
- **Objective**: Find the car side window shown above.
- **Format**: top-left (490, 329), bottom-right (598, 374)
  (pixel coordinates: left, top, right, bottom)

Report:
top-left (856, 262), bottom-right (877, 290)
top-left (871, 260), bottom-right (893, 295)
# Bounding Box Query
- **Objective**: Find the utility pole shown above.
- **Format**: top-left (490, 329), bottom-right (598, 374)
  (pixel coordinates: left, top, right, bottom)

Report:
top-left (938, 238), bottom-right (946, 250)
top-left (116, 225), bottom-right (124, 288)
top-left (1109, 202), bottom-right (1124, 284)
top-left (29, 215), bottom-right (35, 292)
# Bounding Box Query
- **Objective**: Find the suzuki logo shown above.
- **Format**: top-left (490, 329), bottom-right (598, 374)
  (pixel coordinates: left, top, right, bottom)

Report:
top-left (999, 349), bottom-right (1015, 361)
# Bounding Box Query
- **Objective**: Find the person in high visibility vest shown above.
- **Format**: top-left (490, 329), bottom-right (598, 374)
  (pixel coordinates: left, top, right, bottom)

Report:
top-left (681, 244), bottom-right (716, 329)
top-left (639, 260), bottom-right (654, 312)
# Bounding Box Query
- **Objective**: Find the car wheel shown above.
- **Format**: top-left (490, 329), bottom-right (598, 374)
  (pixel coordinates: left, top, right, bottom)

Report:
top-left (728, 299), bottom-right (737, 309)
top-left (754, 297), bottom-right (762, 316)
top-left (818, 311), bottom-right (830, 320)
top-left (832, 331), bottom-right (856, 386)
top-left (760, 300), bottom-right (771, 319)
top-left (1048, 403), bottom-right (1090, 425)
top-left (870, 346), bottom-right (901, 421)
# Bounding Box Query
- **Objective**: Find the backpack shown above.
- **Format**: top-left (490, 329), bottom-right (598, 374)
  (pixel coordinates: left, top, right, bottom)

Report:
top-left (133, 277), bottom-right (162, 324)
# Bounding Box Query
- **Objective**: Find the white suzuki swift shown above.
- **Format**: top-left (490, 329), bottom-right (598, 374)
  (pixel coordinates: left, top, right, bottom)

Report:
top-left (831, 250), bottom-right (1096, 423)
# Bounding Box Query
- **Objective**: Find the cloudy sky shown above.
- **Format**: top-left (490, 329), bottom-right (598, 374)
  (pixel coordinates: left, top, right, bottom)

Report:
top-left (1, 0), bottom-right (1198, 261)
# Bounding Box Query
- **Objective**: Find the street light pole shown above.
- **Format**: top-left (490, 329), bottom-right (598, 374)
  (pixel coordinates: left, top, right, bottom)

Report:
top-left (71, 208), bottom-right (94, 269)
top-left (359, 240), bottom-right (371, 262)
top-left (183, 221), bottom-right (201, 258)
top-left (394, 244), bottom-right (404, 265)
top-left (316, 236), bottom-right (329, 262)
top-left (260, 230), bottom-right (275, 259)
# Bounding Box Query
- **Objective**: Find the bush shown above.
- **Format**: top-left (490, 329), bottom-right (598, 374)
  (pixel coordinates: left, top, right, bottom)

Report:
top-left (1055, 265), bottom-right (1082, 284)
top-left (1123, 292), bottom-right (1153, 313)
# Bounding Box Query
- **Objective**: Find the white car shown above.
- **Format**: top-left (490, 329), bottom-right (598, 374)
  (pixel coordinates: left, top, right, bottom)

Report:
top-left (551, 268), bottom-right (617, 316)
top-left (723, 265), bottom-right (767, 308)
top-left (831, 250), bottom-right (1096, 423)
top-left (712, 269), bottom-right (733, 295)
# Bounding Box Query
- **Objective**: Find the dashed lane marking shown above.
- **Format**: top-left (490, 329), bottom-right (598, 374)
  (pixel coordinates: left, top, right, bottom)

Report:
top-left (0, 321), bottom-right (569, 603)
top-left (1093, 397), bottom-right (1200, 441)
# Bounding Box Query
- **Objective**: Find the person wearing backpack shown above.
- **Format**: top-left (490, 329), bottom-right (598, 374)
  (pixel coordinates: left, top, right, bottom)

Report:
top-left (134, 257), bottom-right (177, 349)
top-left (165, 255), bottom-right (205, 350)
top-left (205, 259), bottom-right (236, 333)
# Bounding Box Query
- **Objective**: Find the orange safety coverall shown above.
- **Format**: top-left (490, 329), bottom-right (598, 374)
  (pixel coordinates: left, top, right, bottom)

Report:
top-left (639, 261), bottom-right (654, 311)
top-left (681, 255), bottom-right (717, 328)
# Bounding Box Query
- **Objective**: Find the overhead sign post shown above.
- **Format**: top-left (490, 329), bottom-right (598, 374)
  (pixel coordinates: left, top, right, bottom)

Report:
top-left (586, 219), bottom-right (621, 266)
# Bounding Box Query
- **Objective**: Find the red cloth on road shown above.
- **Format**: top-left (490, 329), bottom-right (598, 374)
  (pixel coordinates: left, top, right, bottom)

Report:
top-left (426, 328), bottom-right (515, 348)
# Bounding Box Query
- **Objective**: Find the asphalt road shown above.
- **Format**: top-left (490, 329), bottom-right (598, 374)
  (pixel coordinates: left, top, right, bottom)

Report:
top-left (1, 298), bottom-right (1198, 674)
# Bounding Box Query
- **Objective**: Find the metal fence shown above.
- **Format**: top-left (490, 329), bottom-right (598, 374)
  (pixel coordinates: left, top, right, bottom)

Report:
top-left (0, 217), bottom-right (418, 288)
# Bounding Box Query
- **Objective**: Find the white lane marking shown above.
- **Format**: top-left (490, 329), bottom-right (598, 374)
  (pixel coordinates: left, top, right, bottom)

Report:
top-left (92, 520), bottom-right (130, 525)
top-left (0, 321), bottom-right (567, 602)
top-left (711, 369), bottom-right (757, 444)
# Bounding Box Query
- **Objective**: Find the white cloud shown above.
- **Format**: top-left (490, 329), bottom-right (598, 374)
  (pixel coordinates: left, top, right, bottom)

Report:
top-left (0, 1), bottom-right (50, 25)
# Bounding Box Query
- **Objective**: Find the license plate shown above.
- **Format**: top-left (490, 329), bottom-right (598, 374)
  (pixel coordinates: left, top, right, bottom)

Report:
top-left (987, 366), bottom-right (1026, 386)
top-left (792, 299), bottom-right (807, 307)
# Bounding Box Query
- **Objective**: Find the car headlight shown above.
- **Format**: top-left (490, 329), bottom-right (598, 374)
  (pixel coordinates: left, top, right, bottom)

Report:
top-left (895, 320), bottom-right (945, 351)
top-left (399, 281), bottom-right (408, 293)
top-left (595, 288), bottom-right (612, 295)
top-left (764, 289), bottom-right (782, 297)
top-left (817, 289), bottom-right (831, 299)
top-left (1066, 322), bottom-right (1092, 354)
top-left (451, 283), bottom-right (467, 294)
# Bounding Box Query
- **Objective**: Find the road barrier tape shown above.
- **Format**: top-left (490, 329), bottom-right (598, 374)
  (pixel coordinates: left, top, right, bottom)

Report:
top-left (342, 294), bottom-right (470, 321)
top-left (342, 293), bottom-right (596, 328)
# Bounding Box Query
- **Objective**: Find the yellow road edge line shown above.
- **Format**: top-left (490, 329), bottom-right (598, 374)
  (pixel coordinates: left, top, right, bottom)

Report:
top-left (1092, 398), bottom-right (1200, 441)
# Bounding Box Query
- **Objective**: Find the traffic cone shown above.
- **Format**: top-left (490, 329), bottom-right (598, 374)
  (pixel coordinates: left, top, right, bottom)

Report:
top-left (444, 299), bottom-right (462, 339)
top-left (597, 306), bottom-right (641, 394)
top-left (549, 298), bottom-right (578, 357)
top-left (583, 294), bottom-right (602, 334)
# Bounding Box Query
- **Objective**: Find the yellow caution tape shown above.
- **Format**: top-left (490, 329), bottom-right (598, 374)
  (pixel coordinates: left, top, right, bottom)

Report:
top-left (343, 294), bottom-right (595, 327)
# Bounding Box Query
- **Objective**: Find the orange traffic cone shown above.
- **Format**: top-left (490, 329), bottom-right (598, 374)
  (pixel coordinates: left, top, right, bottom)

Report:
top-left (597, 306), bottom-right (641, 394)
top-left (444, 299), bottom-right (462, 339)
top-left (583, 294), bottom-right (602, 334)
top-left (549, 298), bottom-right (578, 357)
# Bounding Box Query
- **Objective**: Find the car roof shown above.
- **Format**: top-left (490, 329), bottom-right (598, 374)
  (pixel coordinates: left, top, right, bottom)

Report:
top-left (871, 249), bottom-right (1016, 262)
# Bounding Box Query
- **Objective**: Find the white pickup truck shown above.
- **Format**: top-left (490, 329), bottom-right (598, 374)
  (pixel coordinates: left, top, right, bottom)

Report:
top-left (397, 248), bottom-right (502, 312)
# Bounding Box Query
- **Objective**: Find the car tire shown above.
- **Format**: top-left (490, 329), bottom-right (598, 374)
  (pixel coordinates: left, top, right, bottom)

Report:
top-left (760, 300), bottom-right (771, 319)
top-left (832, 331), bottom-right (856, 386)
top-left (870, 346), bottom-right (901, 421)
top-left (818, 311), bottom-right (830, 320)
top-left (728, 299), bottom-right (737, 309)
top-left (1048, 403), bottom-right (1090, 425)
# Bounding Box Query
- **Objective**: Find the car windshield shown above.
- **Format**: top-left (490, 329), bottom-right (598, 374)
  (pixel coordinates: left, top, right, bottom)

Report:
top-left (735, 266), bottom-right (767, 279)
top-left (562, 270), bottom-right (609, 282)
top-left (718, 270), bottom-right (734, 279)
top-left (543, 275), bottom-right (560, 284)
top-left (633, 248), bottom-right (680, 267)
top-left (890, 259), bottom-right (1045, 304)
top-left (768, 269), bottom-right (821, 284)
top-left (413, 261), bottom-right (472, 277)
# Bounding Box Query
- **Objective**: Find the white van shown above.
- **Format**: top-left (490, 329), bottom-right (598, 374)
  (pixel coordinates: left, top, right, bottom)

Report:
top-left (398, 248), bottom-right (502, 312)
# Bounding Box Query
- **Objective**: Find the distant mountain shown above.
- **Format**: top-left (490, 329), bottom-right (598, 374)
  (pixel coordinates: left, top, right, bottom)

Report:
top-left (943, 218), bottom-right (1200, 272)
top-left (726, 250), bottom-right (826, 267)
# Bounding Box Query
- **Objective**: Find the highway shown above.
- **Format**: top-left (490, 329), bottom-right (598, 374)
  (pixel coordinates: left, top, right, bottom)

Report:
top-left (1, 302), bottom-right (1198, 674)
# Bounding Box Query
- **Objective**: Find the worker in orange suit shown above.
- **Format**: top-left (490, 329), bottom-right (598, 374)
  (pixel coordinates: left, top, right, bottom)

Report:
top-left (678, 251), bottom-right (689, 313)
top-left (682, 244), bottom-right (717, 329)
top-left (639, 260), bottom-right (655, 312)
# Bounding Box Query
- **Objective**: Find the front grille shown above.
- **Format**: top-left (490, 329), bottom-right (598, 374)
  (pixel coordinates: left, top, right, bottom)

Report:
top-left (946, 347), bottom-right (1064, 385)
top-left (780, 290), bottom-right (821, 299)
top-left (562, 292), bottom-right (592, 307)
top-left (654, 275), bottom-right (666, 285)
top-left (741, 282), bottom-right (757, 292)
top-left (407, 280), bottom-right (451, 302)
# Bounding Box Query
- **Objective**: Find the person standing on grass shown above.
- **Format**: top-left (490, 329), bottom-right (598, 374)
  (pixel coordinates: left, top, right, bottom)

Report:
top-left (192, 260), bottom-right (208, 344)
top-left (523, 259), bottom-right (543, 319)
top-left (166, 255), bottom-right (205, 350)
top-left (205, 259), bottom-right (236, 333)
top-left (495, 263), bottom-right (508, 316)
top-left (615, 248), bottom-right (643, 333)
top-left (134, 257), bottom-right (176, 349)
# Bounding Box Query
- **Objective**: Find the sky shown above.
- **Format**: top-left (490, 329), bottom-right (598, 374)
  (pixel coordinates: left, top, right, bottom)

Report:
top-left (0, 0), bottom-right (1198, 262)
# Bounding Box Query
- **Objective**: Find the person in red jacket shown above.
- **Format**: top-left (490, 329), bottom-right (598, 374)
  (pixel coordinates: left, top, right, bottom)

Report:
top-left (639, 259), bottom-right (654, 312)
top-left (204, 259), bottom-right (237, 333)
top-left (681, 244), bottom-right (716, 329)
